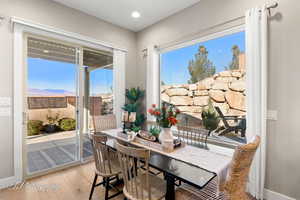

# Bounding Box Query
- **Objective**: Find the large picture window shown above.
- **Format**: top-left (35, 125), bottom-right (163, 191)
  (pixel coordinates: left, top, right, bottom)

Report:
top-left (160, 29), bottom-right (246, 144)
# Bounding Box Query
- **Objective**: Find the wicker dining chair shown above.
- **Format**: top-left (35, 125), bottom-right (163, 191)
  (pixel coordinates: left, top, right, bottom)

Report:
top-left (176, 125), bottom-right (210, 145)
top-left (89, 134), bottom-right (123, 200)
top-left (175, 136), bottom-right (261, 200)
top-left (93, 114), bottom-right (117, 133)
top-left (116, 141), bottom-right (167, 200)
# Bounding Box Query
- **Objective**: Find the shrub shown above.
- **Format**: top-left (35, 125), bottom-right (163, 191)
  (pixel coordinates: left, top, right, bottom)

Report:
top-left (201, 101), bottom-right (220, 132)
top-left (59, 118), bottom-right (76, 131)
top-left (27, 120), bottom-right (43, 136)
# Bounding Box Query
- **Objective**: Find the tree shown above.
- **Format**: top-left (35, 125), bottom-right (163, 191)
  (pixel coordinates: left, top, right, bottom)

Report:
top-left (188, 45), bottom-right (216, 83)
top-left (228, 45), bottom-right (240, 70)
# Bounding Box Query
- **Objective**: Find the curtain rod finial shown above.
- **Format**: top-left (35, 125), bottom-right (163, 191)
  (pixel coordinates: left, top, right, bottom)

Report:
top-left (267, 2), bottom-right (278, 9)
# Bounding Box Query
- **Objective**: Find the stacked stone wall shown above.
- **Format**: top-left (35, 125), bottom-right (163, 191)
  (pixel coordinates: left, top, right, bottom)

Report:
top-left (161, 70), bottom-right (246, 119)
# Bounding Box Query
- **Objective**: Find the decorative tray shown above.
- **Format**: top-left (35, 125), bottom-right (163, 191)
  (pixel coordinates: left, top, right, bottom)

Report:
top-left (138, 131), bottom-right (157, 142)
top-left (137, 131), bottom-right (182, 148)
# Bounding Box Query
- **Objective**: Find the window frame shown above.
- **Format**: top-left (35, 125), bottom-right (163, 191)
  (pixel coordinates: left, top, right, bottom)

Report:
top-left (159, 25), bottom-right (245, 54)
top-left (158, 25), bottom-right (245, 147)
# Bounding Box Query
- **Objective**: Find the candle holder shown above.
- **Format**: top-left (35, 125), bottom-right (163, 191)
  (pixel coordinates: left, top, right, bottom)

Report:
top-left (122, 111), bottom-right (137, 134)
top-left (130, 122), bottom-right (134, 130)
top-left (122, 121), bottom-right (127, 134)
top-left (122, 111), bottom-right (129, 134)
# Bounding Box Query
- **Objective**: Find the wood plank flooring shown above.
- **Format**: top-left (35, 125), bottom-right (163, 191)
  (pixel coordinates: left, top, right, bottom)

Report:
top-left (0, 162), bottom-right (124, 200)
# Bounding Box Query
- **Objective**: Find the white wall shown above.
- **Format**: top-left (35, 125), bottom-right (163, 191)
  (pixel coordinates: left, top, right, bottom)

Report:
top-left (0, 0), bottom-right (137, 179)
top-left (137, 0), bottom-right (300, 199)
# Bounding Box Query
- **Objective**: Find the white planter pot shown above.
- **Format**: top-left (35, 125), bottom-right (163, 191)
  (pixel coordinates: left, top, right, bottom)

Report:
top-left (159, 128), bottom-right (173, 143)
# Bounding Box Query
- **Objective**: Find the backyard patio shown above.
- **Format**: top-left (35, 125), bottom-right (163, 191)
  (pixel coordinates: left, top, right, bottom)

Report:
top-left (26, 132), bottom-right (93, 174)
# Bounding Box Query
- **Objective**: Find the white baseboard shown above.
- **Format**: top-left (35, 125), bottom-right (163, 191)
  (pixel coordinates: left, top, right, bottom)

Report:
top-left (264, 189), bottom-right (296, 200)
top-left (0, 176), bottom-right (19, 190)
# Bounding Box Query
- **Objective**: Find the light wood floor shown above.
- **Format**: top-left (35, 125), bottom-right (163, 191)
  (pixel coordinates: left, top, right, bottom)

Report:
top-left (0, 162), bottom-right (124, 200)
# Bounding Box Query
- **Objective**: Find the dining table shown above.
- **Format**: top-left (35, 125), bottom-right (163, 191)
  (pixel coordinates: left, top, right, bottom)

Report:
top-left (99, 128), bottom-right (233, 200)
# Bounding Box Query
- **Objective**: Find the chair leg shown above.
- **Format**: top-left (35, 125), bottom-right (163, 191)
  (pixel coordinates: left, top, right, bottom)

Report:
top-left (104, 177), bottom-right (110, 200)
top-left (219, 127), bottom-right (234, 136)
top-left (241, 129), bottom-right (246, 138)
top-left (215, 126), bottom-right (224, 133)
top-left (89, 174), bottom-right (98, 200)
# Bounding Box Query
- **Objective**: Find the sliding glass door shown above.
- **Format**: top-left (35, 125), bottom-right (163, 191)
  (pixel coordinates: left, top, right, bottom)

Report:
top-left (24, 35), bottom-right (115, 176)
top-left (25, 36), bottom-right (81, 176)
top-left (82, 48), bottom-right (114, 161)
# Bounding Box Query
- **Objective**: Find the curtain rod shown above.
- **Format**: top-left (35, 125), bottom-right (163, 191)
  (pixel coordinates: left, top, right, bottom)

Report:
top-left (148, 1), bottom-right (278, 52)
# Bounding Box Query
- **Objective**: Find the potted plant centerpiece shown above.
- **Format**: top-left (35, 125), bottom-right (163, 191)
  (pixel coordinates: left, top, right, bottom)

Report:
top-left (148, 103), bottom-right (180, 143)
top-left (44, 110), bottom-right (60, 133)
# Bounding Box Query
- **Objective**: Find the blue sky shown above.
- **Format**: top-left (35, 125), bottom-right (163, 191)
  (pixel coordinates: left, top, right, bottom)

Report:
top-left (28, 58), bottom-right (113, 94)
top-left (161, 31), bottom-right (245, 85)
top-left (28, 31), bottom-right (244, 93)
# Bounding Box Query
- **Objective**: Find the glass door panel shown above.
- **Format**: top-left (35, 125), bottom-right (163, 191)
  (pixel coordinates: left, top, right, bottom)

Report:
top-left (82, 48), bottom-right (113, 161)
top-left (25, 36), bottom-right (80, 175)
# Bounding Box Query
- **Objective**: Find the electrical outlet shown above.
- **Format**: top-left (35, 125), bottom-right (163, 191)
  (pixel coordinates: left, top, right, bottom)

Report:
top-left (267, 110), bottom-right (277, 121)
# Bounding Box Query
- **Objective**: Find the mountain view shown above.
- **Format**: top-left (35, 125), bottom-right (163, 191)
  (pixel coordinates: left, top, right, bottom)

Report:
top-left (28, 88), bottom-right (75, 97)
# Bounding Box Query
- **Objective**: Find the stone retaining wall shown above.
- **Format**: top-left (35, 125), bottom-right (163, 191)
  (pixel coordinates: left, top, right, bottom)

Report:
top-left (161, 70), bottom-right (246, 119)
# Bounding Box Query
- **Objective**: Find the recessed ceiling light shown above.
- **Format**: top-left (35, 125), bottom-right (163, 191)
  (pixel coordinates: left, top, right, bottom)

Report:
top-left (131, 11), bottom-right (141, 18)
top-left (43, 50), bottom-right (49, 53)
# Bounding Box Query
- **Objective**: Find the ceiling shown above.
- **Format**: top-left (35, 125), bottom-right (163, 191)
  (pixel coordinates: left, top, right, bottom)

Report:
top-left (28, 37), bottom-right (113, 68)
top-left (51, 0), bottom-right (201, 32)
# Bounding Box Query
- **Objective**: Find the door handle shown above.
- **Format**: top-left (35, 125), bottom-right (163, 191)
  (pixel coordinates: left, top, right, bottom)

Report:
top-left (22, 112), bottom-right (27, 125)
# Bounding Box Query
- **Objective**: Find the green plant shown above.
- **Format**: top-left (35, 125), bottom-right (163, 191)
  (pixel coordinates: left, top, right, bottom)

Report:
top-left (122, 103), bottom-right (138, 113)
top-left (131, 125), bottom-right (141, 133)
top-left (125, 87), bottom-right (145, 103)
top-left (148, 103), bottom-right (180, 128)
top-left (122, 87), bottom-right (146, 127)
top-left (188, 45), bottom-right (216, 83)
top-left (135, 113), bottom-right (146, 127)
top-left (228, 45), bottom-right (241, 70)
top-left (149, 126), bottom-right (161, 137)
top-left (46, 110), bottom-right (60, 125)
top-left (27, 120), bottom-right (43, 136)
top-left (201, 101), bottom-right (220, 132)
top-left (59, 118), bottom-right (76, 131)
